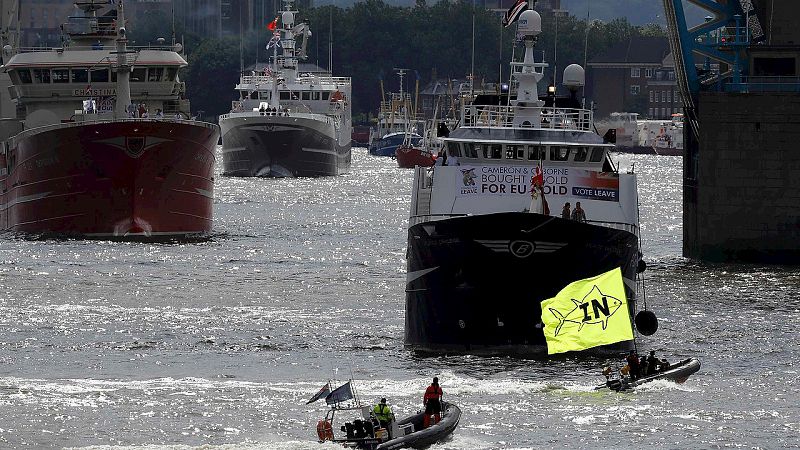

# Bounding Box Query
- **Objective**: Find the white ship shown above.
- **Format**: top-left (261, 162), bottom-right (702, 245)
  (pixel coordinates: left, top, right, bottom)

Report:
top-left (219, 0), bottom-right (351, 177)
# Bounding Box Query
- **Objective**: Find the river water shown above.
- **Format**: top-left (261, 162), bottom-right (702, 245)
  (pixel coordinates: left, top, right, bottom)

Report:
top-left (1, 150), bottom-right (798, 449)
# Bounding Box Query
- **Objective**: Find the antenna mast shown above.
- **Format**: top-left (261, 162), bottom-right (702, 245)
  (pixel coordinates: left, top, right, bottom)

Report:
top-left (238, 1), bottom-right (243, 73)
top-left (470, 8), bottom-right (475, 99)
top-left (171, 3), bottom-right (175, 46)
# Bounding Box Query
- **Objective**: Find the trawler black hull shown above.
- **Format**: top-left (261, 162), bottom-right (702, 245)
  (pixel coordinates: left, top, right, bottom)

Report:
top-left (220, 115), bottom-right (351, 177)
top-left (404, 212), bottom-right (639, 356)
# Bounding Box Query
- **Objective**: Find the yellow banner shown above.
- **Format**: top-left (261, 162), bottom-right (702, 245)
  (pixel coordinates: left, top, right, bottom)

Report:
top-left (541, 267), bottom-right (633, 355)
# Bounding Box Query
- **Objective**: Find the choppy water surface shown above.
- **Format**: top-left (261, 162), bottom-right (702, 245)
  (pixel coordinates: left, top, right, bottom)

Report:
top-left (1, 150), bottom-right (799, 449)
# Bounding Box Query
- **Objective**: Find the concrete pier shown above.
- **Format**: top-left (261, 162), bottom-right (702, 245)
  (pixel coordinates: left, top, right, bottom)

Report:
top-left (684, 92), bottom-right (800, 262)
top-left (676, 0), bottom-right (800, 263)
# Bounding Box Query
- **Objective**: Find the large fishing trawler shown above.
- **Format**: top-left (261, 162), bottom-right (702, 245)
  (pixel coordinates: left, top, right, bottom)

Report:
top-left (0, 0), bottom-right (219, 239)
top-left (219, 0), bottom-right (351, 177)
top-left (404, 8), bottom-right (647, 355)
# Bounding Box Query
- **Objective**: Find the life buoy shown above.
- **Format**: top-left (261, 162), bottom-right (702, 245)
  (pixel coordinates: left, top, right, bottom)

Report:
top-left (316, 420), bottom-right (334, 441)
top-left (330, 90), bottom-right (344, 102)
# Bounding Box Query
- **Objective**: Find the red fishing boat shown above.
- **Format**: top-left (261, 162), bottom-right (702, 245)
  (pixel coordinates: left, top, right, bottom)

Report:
top-left (0, 0), bottom-right (219, 239)
top-left (395, 144), bottom-right (436, 168)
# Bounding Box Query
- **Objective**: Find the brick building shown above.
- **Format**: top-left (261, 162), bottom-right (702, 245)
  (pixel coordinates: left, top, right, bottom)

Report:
top-left (586, 36), bottom-right (681, 120)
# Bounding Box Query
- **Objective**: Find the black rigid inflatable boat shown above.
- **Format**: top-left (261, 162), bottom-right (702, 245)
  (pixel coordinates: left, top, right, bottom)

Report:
top-left (318, 401), bottom-right (461, 450)
top-left (376, 402), bottom-right (461, 450)
top-left (595, 357), bottom-right (701, 391)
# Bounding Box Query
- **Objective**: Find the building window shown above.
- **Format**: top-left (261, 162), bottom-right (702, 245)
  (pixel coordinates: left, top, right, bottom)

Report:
top-left (662, 91), bottom-right (667, 102)
top-left (668, 71), bottom-right (675, 80)
top-left (630, 85), bottom-right (640, 95)
top-left (666, 90), bottom-right (672, 103)
top-left (631, 68), bottom-right (640, 78)
top-left (673, 90), bottom-right (677, 103)
top-left (645, 68), bottom-right (653, 78)
top-left (649, 107), bottom-right (654, 117)
top-left (649, 90), bottom-right (654, 103)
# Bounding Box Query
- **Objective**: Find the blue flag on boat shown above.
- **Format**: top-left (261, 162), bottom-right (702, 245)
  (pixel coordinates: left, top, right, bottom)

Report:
top-left (305, 382), bottom-right (331, 404)
top-left (325, 381), bottom-right (354, 405)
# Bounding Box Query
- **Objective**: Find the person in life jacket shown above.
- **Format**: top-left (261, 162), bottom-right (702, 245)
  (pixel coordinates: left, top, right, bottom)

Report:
top-left (373, 398), bottom-right (393, 432)
top-left (423, 377), bottom-right (443, 428)
top-left (626, 350), bottom-right (641, 381)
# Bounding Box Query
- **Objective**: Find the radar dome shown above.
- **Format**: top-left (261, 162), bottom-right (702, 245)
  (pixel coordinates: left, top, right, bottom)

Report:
top-left (174, 43), bottom-right (183, 53)
top-left (282, 11), bottom-right (294, 27)
top-left (517, 10), bottom-right (542, 37)
top-left (563, 64), bottom-right (585, 89)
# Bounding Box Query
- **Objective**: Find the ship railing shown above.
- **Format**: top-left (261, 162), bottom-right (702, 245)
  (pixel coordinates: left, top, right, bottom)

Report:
top-left (241, 75), bottom-right (275, 84)
top-left (462, 105), bottom-right (593, 131)
top-left (16, 44), bottom-right (177, 53)
top-left (239, 74), bottom-right (351, 85)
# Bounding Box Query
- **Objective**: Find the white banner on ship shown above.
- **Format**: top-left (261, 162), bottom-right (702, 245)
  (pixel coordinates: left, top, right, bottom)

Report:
top-left (455, 165), bottom-right (620, 202)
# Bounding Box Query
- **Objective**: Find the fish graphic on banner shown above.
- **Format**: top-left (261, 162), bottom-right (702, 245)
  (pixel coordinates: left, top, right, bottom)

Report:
top-left (540, 267), bottom-right (633, 355)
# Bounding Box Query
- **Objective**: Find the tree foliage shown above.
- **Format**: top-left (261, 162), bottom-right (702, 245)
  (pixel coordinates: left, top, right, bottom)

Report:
top-left (129, 1), bottom-right (665, 120)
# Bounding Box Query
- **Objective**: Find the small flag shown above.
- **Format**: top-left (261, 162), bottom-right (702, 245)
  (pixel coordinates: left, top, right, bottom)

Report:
top-left (502, 0), bottom-right (529, 28)
top-left (540, 267), bottom-right (634, 355)
top-left (325, 381), bottom-right (354, 405)
top-left (267, 16), bottom-right (279, 31)
top-left (305, 383), bottom-right (331, 404)
top-left (267, 31), bottom-right (282, 50)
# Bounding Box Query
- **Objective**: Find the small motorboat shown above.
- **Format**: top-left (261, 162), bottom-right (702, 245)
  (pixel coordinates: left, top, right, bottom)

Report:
top-left (595, 357), bottom-right (701, 391)
top-left (395, 144), bottom-right (436, 168)
top-left (310, 379), bottom-right (460, 450)
top-left (378, 401), bottom-right (461, 450)
top-left (316, 401), bottom-right (461, 450)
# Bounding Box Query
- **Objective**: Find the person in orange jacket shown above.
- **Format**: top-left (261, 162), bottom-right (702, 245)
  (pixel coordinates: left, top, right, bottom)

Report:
top-left (423, 377), bottom-right (443, 428)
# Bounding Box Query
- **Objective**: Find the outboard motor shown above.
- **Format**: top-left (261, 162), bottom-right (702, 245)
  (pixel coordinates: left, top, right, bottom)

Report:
top-left (363, 420), bottom-right (375, 437)
top-left (344, 422), bottom-right (355, 439)
top-left (353, 419), bottom-right (365, 439)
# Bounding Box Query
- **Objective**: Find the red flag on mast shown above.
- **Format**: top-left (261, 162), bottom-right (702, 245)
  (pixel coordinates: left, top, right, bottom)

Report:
top-left (267, 17), bottom-right (279, 31)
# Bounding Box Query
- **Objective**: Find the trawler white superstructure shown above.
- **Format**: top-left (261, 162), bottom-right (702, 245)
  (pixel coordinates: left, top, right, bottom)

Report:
top-left (219, 0), bottom-right (351, 177)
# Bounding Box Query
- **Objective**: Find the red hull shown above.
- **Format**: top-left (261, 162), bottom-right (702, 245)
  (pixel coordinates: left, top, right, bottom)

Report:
top-left (395, 145), bottom-right (436, 168)
top-left (0, 119), bottom-right (219, 238)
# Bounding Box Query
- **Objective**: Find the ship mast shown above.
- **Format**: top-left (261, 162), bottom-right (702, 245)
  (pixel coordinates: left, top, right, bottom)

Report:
top-left (509, 9), bottom-right (545, 127)
top-left (113, 0), bottom-right (132, 119)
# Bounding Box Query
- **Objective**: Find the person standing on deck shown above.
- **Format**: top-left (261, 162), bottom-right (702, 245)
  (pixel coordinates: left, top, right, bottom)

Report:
top-left (423, 377), bottom-right (443, 428)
